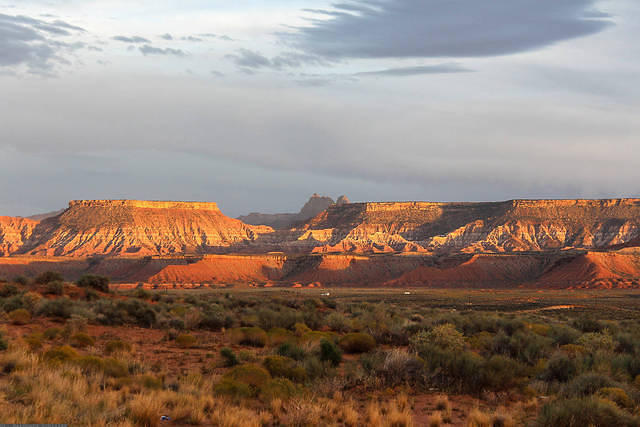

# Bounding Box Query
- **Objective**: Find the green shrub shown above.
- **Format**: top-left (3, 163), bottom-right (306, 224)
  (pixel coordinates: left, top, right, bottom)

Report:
top-left (597, 387), bottom-right (633, 409)
top-left (277, 342), bottom-right (306, 361)
top-left (71, 333), bottom-right (95, 348)
top-left (35, 271), bottom-right (63, 284)
top-left (0, 284), bottom-right (19, 297)
top-left (36, 298), bottom-right (73, 319)
top-left (8, 308), bottom-right (31, 325)
top-left (12, 276), bottom-right (30, 286)
top-left (103, 358), bottom-right (129, 378)
top-left (259, 378), bottom-right (296, 401)
top-left (214, 378), bottom-right (253, 399)
top-left (45, 281), bottom-right (64, 296)
top-left (76, 274), bottom-right (110, 292)
top-left (220, 347), bottom-right (239, 367)
top-left (263, 356), bottom-right (306, 383)
top-left (175, 334), bottom-right (197, 348)
top-left (229, 327), bottom-right (268, 347)
top-left (75, 355), bottom-right (106, 373)
top-left (137, 374), bottom-right (163, 389)
top-left (105, 340), bottom-right (132, 355)
top-left (268, 327), bottom-right (296, 346)
top-left (538, 397), bottom-right (639, 427)
top-left (572, 317), bottom-right (604, 333)
top-left (563, 373), bottom-right (617, 398)
top-left (0, 335), bottom-right (8, 351)
top-left (541, 353), bottom-right (577, 383)
top-left (411, 324), bottom-right (465, 352)
top-left (44, 345), bottom-right (79, 362)
top-left (43, 327), bottom-right (61, 340)
top-left (339, 332), bottom-right (376, 353)
top-left (217, 364), bottom-right (271, 398)
top-left (24, 332), bottom-right (44, 350)
top-left (319, 338), bottom-right (342, 366)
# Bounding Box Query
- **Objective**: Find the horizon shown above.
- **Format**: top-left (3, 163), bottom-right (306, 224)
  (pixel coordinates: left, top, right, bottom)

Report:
top-left (1, 0), bottom-right (639, 217)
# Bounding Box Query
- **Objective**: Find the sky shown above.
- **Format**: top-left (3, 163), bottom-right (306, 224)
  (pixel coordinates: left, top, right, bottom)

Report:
top-left (0, 0), bottom-right (639, 217)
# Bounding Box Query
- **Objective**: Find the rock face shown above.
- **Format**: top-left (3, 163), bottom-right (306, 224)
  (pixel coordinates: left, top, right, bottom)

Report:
top-left (336, 195), bottom-right (350, 205)
top-left (0, 217), bottom-right (39, 256)
top-left (297, 199), bottom-right (640, 254)
top-left (239, 193), bottom-right (336, 229)
top-left (14, 200), bottom-right (272, 257)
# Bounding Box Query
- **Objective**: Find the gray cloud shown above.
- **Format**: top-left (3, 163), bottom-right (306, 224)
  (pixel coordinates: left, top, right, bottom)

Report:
top-left (139, 44), bottom-right (186, 57)
top-left (354, 63), bottom-right (472, 77)
top-left (287, 0), bottom-right (612, 59)
top-left (159, 33), bottom-right (173, 40)
top-left (0, 13), bottom-right (84, 72)
top-left (113, 35), bottom-right (150, 44)
top-left (181, 36), bottom-right (202, 42)
top-left (226, 48), bottom-right (327, 71)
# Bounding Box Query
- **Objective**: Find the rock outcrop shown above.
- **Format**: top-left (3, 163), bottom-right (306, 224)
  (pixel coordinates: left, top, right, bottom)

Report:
top-left (0, 217), bottom-right (39, 256)
top-left (238, 193), bottom-right (336, 229)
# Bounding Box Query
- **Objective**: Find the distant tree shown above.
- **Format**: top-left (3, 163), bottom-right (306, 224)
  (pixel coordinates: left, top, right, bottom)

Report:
top-left (34, 271), bottom-right (63, 285)
top-left (76, 275), bottom-right (110, 292)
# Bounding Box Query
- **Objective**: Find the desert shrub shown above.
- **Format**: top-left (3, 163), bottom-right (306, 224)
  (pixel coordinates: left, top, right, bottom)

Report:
top-left (257, 307), bottom-right (301, 330)
top-left (21, 292), bottom-right (42, 311)
top-left (0, 284), bottom-right (19, 297)
top-left (540, 353), bottom-right (577, 383)
top-left (36, 297), bottom-right (73, 319)
top-left (44, 345), bottom-right (79, 362)
top-left (220, 347), bottom-right (239, 367)
top-left (105, 340), bottom-right (132, 355)
top-left (217, 363), bottom-right (271, 398)
top-left (229, 327), bottom-right (268, 347)
top-left (93, 298), bottom-right (156, 327)
top-left (35, 271), bottom-right (63, 284)
top-left (302, 330), bottom-right (337, 343)
top-left (1, 295), bottom-right (25, 313)
top-left (12, 276), bottom-right (30, 286)
top-left (576, 332), bottom-right (616, 354)
top-left (76, 274), bottom-right (110, 292)
top-left (8, 308), bottom-right (31, 325)
top-left (214, 378), bottom-right (253, 399)
top-left (612, 354), bottom-right (640, 380)
top-left (0, 335), bottom-right (7, 351)
top-left (482, 355), bottom-right (525, 390)
top-left (411, 323), bottom-right (465, 352)
top-left (418, 344), bottom-right (488, 393)
top-left (538, 397), bottom-right (639, 427)
top-left (260, 378), bottom-right (297, 401)
top-left (365, 348), bottom-right (425, 387)
top-left (562, 373), bottom-right (617, 398)
top-left (491, 330), bottom-right (551, 365)
top-left (339, 332), bottom-right (376, 353)
top-left (319, 338), bottom-right (342, 366)
top-left (326, 312), bottom-right (350, 332)
top-left (615, 333), bottom-right (639, 354)
top-left (43, 327), bottom-right (61, 340)
top-left (175, 334), bottom-right (197, 348)
top-left (294, 322), bottom-right (311, 336)
top-left (45, 281), bottom-right (64, 296)
top-left (103, 357), bottom-right (129, 378)
top-left (24, 332), bottom-right (44, 350)
top-left (598, 387), bottom-right (633, 409)
top-left (70, 332), bottom-right (95, 348)
top-left (75, 355), bottom-right (105, 373)
top-left (263, 356), bottom-right (306, 383)
top-left (573, 317), bottom-right (603, 333)
top-left (200, 308), bottom-right (232, 331)
top-left (137, 374), bottom-right (163, 389)
top-left (268, 328), bottom-right (296, 346)
top-left (549, 324), bottom-right (582, 346)
top-left (277, 342), bottom-right (306, 361)
top-left (84, 289), bottom-right (100, 301)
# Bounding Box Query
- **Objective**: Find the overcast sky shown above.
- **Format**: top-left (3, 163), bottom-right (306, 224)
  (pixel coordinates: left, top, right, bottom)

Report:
top-left (1, 0), bottom-right (638, 217)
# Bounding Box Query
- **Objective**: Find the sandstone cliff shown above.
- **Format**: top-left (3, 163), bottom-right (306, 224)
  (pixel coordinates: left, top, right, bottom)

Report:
top-left (16, 200), bottom-right (272, 257)
top-left (0, 217), bottom-right (39, 256)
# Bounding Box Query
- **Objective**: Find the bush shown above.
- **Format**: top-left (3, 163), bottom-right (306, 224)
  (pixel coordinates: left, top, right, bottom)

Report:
top-left (43, 327), bottom-right (62, 340)
top-left (563, 373), bottom-right (617, 398)
top-left (76, 274), bottom-right (110, 292)
top-left (0, 335), bottom-right (7, 351)
top-left (229, 327), bottom-right (268, 347)
top-left (138, 374), bottom-right (163, 390)
top-left (268, 328), bottom-right (295, 346)
top-left (339, 332), bottom-right (376, 353)
top-left (220, 347), bottom-right (239, 367)
top-left (105, 340), bottom-right (132, 355)
top-left (75, 355), bottom-right (105, 373)
top-left (8, 308), bottom-right (31, 325)
top-left (35, 271), bottom-right (64, 285)
top-left (277, 342), bottom-right (306, 361)
top-left (175, 334), bottom-right (197, 348)
top-left (24, 332), bottom-right (44, 350)
top-left (12, 276), bottom-right (30, 286)
top-left (319, 338), bottom-right (342, 366)
top-left (45, 281), bottom-right (64, 296)
top-left (412, 324), bottom-right (465, 352)
top-left (0, 284), bottom-right (19, 297)
top-left (71, 332), bottom-right (95, 348)
top-left (217, 364), bottom-right (271, 398)
top-left (598, 387), bottom-right (633, 409)
top-left (263, 356), bottom-right (306, 383)
top-left (44, 345), bottom-right (79, 362)
top-left (573, 317), bottom-right (603, 333)
top-left (541, 353), bottom-right (577, 383)
top-left (260, 378), bottom-right (296, 401)
top-left (36, 298), bottom-right (73, 319)
top-left (538, 397), bottom-right (639, 427)
top-left (103, 358), bottom-right (129, 378)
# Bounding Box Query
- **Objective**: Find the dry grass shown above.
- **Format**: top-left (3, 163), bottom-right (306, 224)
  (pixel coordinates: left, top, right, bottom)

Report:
top-left (466, 407), bottom-right (491, 427)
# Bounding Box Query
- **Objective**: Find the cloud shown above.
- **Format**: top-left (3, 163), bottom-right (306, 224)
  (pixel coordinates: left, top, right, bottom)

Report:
top-left (354, 63), bottom-right (472, 77)
top-left (286, 0), bottom-right (612, 59)
top-left (159, 33), bottom-right (173, 40)
top-left (0, 13), bottom-right (84, 72)
top-left (181, 36), bottom-right (202, 42)
top-left (226, 49), bottom-right (327, 71)
top-left (139, 44), bottom-right (186, 57)
top-left (113, 35), bottom-right (150, 44)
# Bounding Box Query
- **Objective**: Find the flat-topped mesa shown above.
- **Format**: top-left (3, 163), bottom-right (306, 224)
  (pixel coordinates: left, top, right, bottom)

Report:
top-left (68, 200), bottom-right (220, 211)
